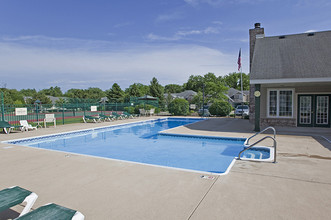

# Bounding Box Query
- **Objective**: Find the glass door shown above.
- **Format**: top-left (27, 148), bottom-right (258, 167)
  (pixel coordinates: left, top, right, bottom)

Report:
top-left (298, 95), bottom-right (330, 127)
top-left (298, 95), bottom-right (313, 126)
top-left (315, 95), bottom-right (329, 127)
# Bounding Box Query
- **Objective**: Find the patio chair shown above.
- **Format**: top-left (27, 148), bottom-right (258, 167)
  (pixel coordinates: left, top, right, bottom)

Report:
top-left (112, 112), bottom-right (124, 120)
top-left (149, 108), bottom-right (155, 116)
top-left (99, 114), bottom-right (114, 122)
top-left (44, 114), bottom-right (56, 128)
top-left (139, 109), bottom-right (146, 117)
top-left (19, 120), bottom-right (37, 131)
top-left (0, 186), bottom-right (38, 217)
top-left (123, 112), bottom-right (135, 119)
top-left (15, 203), bottom-right (84, 220)
top-left (82, 115), bottom-right (100, 123)
top-left (0, 121), bottom-right (23, 134)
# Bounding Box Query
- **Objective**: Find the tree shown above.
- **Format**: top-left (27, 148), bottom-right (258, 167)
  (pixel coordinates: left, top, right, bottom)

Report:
top-left (136, 83), bottom-right (150, 96)
top-left (40, 86), bottom-right (63, 97)
top-left (164, 84), bottom-right (183, 93)
top-left (222, 72), bottom-right (250, 91)
top-left (204, 81), bottom-right (228, 101)
top-left (0, 88), bottom-right (25, 104)
top-left (191, 91), bottom-right (203, 108)
top-left (165, 92), bottom-right (173, 108)
top-left (20, 89), bottom-right (37, 97)
top-left (184, 75), bottom-right (204, 92)
top-left (184, 73), bottom-right (228, 103)
top-left (25, 93), bottom-right (52, 104)
top-left (149, 77), bottom-right (164, 107)
top-left (168, 98), bottom-right (189, 116)
top-left (55, 97), bottom-right (68, 106)
top-left (107, 83), bottom-right (124, 103)
top-left (64, 89), bottom-right (88, 99)
top-left (127, 83), bottom-right (142, 97)
top-left (85, 87), bottom-right (105, 100)
top-left (209, 100), bottom-right (232, 116)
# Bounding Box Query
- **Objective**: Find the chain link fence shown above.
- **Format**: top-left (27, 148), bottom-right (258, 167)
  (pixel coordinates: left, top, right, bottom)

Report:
top-left (0, 98), bottom-right (159, 127)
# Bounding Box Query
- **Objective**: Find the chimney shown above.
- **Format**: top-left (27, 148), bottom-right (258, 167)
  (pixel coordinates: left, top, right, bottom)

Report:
top-left (249, 23), bottom-right (264, 71)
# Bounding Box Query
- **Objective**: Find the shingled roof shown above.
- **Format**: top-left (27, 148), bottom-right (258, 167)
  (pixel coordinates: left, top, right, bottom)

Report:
top-left (251, 30), bottom-right (331, 81)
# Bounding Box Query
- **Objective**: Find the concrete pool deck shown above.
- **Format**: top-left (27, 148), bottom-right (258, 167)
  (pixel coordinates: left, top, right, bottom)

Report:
top-left (0, 117), bottom-right (330, 219)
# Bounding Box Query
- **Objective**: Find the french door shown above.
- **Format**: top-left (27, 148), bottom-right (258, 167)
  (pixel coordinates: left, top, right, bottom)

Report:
top-left (298, 95), bottom-right (330, 127)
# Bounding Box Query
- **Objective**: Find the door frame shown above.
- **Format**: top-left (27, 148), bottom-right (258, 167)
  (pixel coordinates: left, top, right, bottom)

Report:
top-left (297, 94), bottom-right (331, 127)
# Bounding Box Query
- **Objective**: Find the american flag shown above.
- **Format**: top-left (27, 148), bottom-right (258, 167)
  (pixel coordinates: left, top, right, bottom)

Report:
top-left (237, 48), bottom-right (241, 71)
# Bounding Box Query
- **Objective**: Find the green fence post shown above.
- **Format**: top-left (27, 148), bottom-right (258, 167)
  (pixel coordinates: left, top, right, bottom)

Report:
top-left (62, 103), bottom-right (65, 125)
top-left (35, 104), bottom-right (38, 123)
top-left (1, 92), bottom-right (4, 121)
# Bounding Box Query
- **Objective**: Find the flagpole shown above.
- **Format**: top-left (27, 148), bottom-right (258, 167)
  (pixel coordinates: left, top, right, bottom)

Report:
top-left (241, 60), bottom-right (244, 118)
top-left (237, 48), bottom-right (244, 118)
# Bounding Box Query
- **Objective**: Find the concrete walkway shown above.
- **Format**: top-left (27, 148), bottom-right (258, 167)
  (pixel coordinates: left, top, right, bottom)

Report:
top-left (0, 117), bottom-right (330, 219)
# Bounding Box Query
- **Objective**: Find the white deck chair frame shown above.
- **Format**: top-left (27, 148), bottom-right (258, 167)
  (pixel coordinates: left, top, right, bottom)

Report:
top-left (19, 120), bottom-right (37, 131)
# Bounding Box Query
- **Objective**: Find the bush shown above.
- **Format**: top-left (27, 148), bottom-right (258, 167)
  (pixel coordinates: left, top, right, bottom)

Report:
top-left (133, 104), bottom-right (158, 114)
top-left (168, 98), bottom-right (189, 116)
top-left (209, 100), bottom-right (232, 116)
top-left (124, 106), bottom-right (135, 114)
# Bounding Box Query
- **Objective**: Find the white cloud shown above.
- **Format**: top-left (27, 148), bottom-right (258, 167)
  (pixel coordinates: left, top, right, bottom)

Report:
top-left (146, 33), bottom-right (180, 41)
top-left (156, 11), bottom-right (183, 22)
top-left (212, 21), bottom-right (223, 25)
top-left (113, 22), bottom-right (133, 28)
top-left (184, 0), bottom-right (270, 6)
top-left (147, 26), bottom-right (219, 41)
top-left (0, 36), bottom-right (238, 91)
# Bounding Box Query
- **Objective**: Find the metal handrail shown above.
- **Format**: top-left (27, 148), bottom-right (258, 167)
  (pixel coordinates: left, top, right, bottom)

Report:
top-left (245, 126), bottom-right (276, 145)
top-left (238, 136), bottom-right (277, 163)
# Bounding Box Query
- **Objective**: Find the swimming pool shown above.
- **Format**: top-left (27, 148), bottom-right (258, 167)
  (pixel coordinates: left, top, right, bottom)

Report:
top-left (5, 118), bottom-right (270, 174)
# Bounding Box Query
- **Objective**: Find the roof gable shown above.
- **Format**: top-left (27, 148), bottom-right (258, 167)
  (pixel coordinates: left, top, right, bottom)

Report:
top-left (251, 30), bottom-right (331, 80)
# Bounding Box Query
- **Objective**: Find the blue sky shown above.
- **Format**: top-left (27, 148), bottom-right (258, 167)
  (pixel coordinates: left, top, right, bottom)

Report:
top-left (0, 0), bottom-right (330, 91)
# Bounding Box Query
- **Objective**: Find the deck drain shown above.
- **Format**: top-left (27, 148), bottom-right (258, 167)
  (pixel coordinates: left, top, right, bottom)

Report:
top-left (201, 175), bottom-right (216, 180)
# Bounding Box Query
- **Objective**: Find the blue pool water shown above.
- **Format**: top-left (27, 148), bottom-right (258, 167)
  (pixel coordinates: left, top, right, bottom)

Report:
top-left (8, 118), bottom-right (269, 174)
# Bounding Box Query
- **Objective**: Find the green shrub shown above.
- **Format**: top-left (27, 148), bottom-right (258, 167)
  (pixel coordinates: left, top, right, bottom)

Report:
top-left (133, 104), bottom-right (158, 114)
top-left (209, 100), bottom-right (232, 116)
top-left (124, 106), bottom-right (135, 114)
top-left (168, 98), bottom-right (189, 116)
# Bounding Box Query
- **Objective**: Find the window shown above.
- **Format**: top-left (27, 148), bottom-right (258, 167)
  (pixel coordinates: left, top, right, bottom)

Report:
top-left (267, 89), bottom-right (293, 117)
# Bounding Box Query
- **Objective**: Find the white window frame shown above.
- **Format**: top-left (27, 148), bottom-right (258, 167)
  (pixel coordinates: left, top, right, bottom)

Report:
top-left (267, 88), bottom-right (294, 118)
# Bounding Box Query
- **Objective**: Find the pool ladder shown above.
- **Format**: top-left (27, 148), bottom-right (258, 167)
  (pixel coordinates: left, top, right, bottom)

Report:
top-left (238, 127), bottom-right (277, 163)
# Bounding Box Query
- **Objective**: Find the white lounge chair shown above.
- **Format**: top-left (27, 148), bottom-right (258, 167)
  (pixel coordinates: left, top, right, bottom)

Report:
top-left (0, 186), bottom-right (38, 217)
top-left (19, 120), bottom-right (37, 131)
top-left (44, 114), bottom-right (56, 128)
top-left (83, 115), bottom-right (101, 123)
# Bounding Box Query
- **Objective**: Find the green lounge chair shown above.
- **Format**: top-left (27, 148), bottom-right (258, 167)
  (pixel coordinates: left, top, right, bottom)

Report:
top-left (0, 186), bottom-right (38, 217)
top-left (0, 121), bottom-right (23, 134)
top-left (15, 203), bottom-right (84, 220)
top-left (123, 112), bottom-right (135, 119)
top-left (98, 114), bottom-right (114, 122)
top-left (82, 115), bottom-right (100, 123)
top-left (111, 112), bottom-right (124, 120)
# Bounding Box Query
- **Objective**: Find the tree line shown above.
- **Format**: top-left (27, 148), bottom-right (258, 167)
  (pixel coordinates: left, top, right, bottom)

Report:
top-left (0, 72), bottom-right (249, 109)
